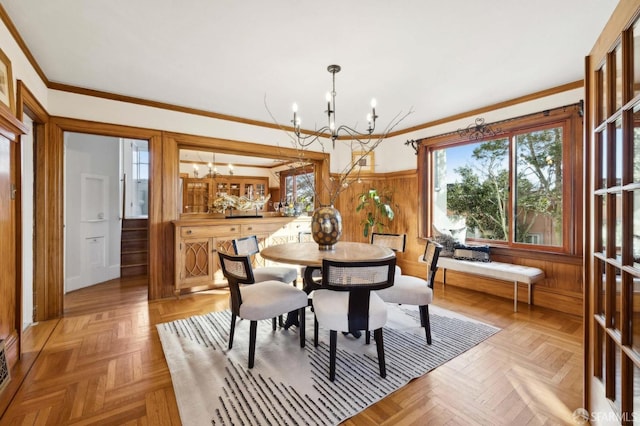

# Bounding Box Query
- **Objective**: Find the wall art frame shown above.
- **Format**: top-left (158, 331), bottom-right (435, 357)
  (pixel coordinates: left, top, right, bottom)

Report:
top-left (0, 47), bottom-right (14, 113)
top-left (352, 150), bottom-right (375, 173)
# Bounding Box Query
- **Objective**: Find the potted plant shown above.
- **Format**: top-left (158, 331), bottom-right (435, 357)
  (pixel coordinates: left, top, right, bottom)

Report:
top-left (356, 188), bottom-right (395, 238)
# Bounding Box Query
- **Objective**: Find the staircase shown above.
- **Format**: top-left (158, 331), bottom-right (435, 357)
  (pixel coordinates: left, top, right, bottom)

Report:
top-left (121, 218), bottom-right (148, 277)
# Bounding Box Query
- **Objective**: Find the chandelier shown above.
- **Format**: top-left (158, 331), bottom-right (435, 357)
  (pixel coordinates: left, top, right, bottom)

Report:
top-left (291, 64), bottom-right (378, 149)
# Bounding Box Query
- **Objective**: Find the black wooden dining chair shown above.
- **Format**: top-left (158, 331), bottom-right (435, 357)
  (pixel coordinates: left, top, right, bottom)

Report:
top-left (218, 251), bottom-right (308, 368)
top-left (376, 240), bottom-right (442, 344)
top-left (312, 257), bottom-right (396, 381)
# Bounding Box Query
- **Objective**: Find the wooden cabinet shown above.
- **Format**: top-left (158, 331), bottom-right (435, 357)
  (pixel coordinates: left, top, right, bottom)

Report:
top-left (172, 216), bottom-right (311, 295)
top-left (180, 175), bottom-right (269, 214)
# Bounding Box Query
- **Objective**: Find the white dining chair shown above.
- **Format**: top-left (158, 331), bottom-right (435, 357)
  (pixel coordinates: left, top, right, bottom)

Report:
top-left (232, 235), bottom-right (299, 286)
top-left (313, 257), bottom-right (396, 381)
top-left (218, 251), bottom-right (308, 368)
top-left (376, 240), bottom-right (442, 344)
top-left (370, 232), bottom-right (406, 277)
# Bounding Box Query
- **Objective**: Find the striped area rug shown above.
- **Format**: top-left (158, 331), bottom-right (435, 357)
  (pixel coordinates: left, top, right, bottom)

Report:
top-left (157, 304), bottom-right (499, 425)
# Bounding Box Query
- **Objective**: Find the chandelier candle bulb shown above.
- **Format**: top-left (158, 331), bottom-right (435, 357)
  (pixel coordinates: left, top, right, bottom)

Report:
top-left (292, 103), bottom-right (299, 129)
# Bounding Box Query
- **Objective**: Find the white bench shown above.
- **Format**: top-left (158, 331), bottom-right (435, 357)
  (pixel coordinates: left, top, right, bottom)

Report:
top-left (420, 256), bottom-right (545, 312)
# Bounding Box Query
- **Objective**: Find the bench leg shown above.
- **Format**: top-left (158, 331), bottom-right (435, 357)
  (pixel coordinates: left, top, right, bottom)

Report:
top-left (514, 281), bottom-right (518, 312)
top-left (528, 284), bottom-right (532, 305)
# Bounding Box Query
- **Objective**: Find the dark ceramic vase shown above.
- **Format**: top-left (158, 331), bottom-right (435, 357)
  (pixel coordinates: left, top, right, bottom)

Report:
top-left (311, 205), bottom-right (342, 250)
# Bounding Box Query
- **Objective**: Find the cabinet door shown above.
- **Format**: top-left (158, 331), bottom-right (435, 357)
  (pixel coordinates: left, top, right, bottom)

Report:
top-left (228, 182), bottom-right (241, 196)
top-left (177, 237), bottom-right (215, 287)
top-left (183, 178), bottom-right (213, 213)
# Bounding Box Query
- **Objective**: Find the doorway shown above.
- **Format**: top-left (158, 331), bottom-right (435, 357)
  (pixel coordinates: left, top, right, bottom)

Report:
top-left (63, 133), bottom-right (148, 292)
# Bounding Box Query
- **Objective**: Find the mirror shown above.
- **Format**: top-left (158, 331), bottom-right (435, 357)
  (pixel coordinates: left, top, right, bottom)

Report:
top-left (178, 148), bottom-right (314, 216)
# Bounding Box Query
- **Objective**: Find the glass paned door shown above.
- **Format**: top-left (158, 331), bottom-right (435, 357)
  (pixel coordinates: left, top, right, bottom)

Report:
top-left (588, 8), bottom-right (640, 421)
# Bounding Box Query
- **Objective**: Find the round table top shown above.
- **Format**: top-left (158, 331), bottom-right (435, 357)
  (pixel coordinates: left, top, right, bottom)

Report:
top-left (260, 241), bottom-right (395, 267)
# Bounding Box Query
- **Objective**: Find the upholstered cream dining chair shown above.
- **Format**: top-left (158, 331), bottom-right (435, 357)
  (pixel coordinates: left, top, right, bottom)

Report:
top-left (370, 232), bottom-right (406, 277)
top-left (232, 235), bottom-right (299, 286)
top-left (217, 251), bottom-right (308, 368)
top-left (376, 240), bottom-right (442, 344)
top-left (312, 257), bottom-right (396, 381)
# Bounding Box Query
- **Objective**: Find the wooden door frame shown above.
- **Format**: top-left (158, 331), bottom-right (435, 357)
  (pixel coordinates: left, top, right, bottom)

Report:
top-left (37, 117), bottom-right (162, 318)
top-left (17, 81), bottom-right (50, 322)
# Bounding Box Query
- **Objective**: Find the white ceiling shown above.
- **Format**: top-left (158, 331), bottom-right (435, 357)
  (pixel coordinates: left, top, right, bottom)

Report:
top-left (1, 0), bottom-right (618, 134)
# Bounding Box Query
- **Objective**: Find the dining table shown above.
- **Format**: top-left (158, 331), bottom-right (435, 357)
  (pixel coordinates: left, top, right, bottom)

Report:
top-left (260, 241), bottom-right (396, 332)
top-left (261, 241), bottom-right (395, 289)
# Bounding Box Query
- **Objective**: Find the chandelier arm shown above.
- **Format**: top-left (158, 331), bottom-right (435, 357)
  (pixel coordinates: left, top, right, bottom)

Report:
top-left (333, 124), bottom-right (375, 142)
top-left (294, 129), bottom-right (332, 148)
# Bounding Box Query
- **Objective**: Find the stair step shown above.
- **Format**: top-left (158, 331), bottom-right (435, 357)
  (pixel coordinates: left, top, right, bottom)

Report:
top-left (121, 229), bottom-right (147, 240)
top-left (121, 249), bottom-right (147, 254)
top-left (122, 218), bottom-right (148, 229)
top-left (121, 264), bottom-right (147, 277)
top-left (121, 239), bottom-right (147, 251)
top-left (121, 252), bottom-right (148, 266)
top-left (121, 218), bottom-right (148, 278)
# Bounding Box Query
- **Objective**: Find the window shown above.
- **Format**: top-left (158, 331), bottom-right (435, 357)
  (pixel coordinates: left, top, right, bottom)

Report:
top-left (133, 143), bottom-right (149, 182)
top-left (279, 165), bottom-right (315, 209)
top-left (422, 105), bottom-right (580, 252)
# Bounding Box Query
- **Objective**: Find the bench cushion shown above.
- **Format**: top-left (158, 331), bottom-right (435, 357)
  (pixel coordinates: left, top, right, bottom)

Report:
top-left (436, 257), bottom-right (545, 284)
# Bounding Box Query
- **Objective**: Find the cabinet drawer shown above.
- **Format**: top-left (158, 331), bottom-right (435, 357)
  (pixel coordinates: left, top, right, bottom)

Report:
top-left (242, 222), bottom-right (282, 235)
top-left (180, 224), bottom-right (241, 238)
top-left (289, 220), bottom-right (311, 234)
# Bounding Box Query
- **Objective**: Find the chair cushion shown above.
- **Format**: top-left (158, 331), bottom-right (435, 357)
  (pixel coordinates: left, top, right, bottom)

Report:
top-left (238, 281), bottom-right (308, 320)
top-left (313, 290), bottom-right (388, 332)
top-left (376, 275), bottom-right (433, 305)
top-left (253, 266), bottom-right (298, 284)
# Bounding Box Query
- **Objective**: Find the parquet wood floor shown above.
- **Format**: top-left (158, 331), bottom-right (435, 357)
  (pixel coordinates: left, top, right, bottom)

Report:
top-left (0, 276), bottom-right (583, 425)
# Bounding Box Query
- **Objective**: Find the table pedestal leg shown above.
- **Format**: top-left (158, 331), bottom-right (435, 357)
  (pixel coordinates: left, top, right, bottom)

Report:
top-left (284, 266), bottom-right (322, 329)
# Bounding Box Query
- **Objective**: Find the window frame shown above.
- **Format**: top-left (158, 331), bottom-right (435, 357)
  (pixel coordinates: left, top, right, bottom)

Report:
top-left (417, 105), bottom-right (583, 255)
